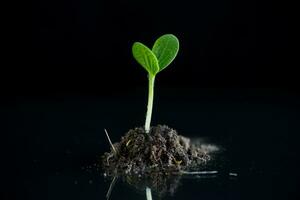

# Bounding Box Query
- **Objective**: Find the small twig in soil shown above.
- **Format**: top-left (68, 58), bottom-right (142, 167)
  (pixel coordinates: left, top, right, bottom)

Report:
top-left (146, 187), bottom-right (153, 200)
top-left (106, 175), bottom-right (118, 200)
top-left (104, 129), bottom-right (117, 155)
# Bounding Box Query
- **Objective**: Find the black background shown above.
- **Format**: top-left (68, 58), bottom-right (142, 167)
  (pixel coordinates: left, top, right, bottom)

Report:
top-left (3, 0), bottom-right (294, 96)
top-left (2, 1), bottom-right (298, 199)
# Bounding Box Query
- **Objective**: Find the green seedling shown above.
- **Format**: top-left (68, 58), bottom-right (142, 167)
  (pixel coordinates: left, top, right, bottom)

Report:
top-left (132, 34), bottom-right (179, 133)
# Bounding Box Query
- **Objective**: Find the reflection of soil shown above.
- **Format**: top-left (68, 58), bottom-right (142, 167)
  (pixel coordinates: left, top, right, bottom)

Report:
top-left (102, 125), bottom-right (220, 175)
top-left (103, 170), bottom-right (228, 197)
top-left (105, 173), bottom-right (182, 197)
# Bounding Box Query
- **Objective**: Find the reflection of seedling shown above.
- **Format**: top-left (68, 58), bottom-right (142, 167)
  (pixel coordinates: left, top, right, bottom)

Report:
top-left (132, 34), bottom-right (179, 133)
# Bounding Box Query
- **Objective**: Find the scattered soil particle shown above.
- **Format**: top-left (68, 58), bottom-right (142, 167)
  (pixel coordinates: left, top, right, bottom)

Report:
top-left (102, 125), bottom-right (214, 175)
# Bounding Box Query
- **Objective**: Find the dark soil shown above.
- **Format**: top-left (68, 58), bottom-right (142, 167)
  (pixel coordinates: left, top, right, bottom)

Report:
top-left (102, 125), bottom-right (216, 175)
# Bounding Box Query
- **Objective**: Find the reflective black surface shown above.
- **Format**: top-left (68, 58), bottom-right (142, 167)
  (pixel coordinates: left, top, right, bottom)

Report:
top-left (3, 88), bottom-right (298, 200)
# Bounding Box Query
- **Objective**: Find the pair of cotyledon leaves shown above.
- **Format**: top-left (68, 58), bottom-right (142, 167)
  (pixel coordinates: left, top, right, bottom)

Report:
top-left (132, 34), bottom-right (179, 76)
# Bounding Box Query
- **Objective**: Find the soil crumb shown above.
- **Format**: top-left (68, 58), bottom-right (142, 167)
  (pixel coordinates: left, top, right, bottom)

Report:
top-left (102, 125), bottom-right (217, 175)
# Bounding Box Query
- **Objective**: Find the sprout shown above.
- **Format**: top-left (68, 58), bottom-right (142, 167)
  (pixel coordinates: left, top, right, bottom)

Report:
top-left (132, 34), bottom-right (179, 133)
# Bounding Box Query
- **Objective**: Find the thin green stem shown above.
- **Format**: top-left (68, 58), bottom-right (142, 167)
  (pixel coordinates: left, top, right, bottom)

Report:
top-left (145, 74), bottom-right (155, 133)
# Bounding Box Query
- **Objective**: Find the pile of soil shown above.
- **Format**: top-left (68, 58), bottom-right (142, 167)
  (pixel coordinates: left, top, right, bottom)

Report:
top-left (102, 125), bottom-right (213, 175)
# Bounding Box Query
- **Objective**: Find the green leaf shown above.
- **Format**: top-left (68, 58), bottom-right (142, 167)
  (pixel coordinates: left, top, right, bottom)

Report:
top-left (152, 34), bottom-right (179, 72)
top-left (132, 42), bottom-right (159, 76)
